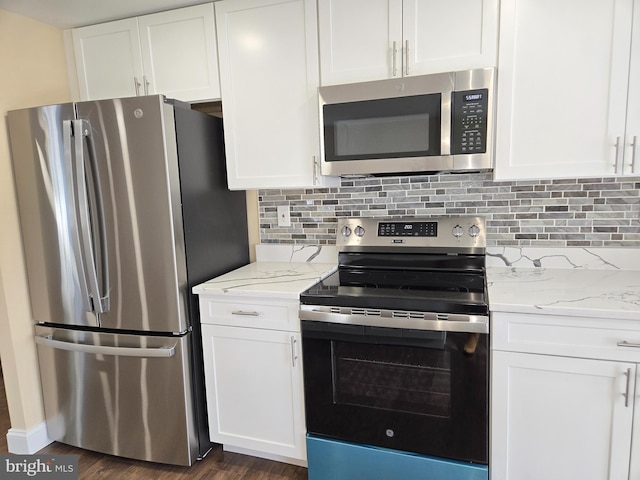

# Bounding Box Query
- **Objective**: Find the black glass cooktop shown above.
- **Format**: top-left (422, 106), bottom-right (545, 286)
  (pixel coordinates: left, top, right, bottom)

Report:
top-left (300, 267), bottom-right (488, 316)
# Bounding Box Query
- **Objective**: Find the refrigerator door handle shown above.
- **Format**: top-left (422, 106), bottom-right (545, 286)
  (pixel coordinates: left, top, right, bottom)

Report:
top-left (72, 119), bottom-right (110, 315)
top-left (63, 120), bottom-right (93, 314)
top-left (35, 334), bottom-right (177, 358)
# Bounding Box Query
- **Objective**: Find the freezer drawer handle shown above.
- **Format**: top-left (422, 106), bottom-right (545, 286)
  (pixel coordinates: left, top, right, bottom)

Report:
top-left (35, 335), bottom-right (176, 358)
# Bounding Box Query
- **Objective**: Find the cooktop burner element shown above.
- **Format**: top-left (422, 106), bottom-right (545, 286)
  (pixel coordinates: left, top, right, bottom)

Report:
top-left (300, 216), bottom-right (489, 330)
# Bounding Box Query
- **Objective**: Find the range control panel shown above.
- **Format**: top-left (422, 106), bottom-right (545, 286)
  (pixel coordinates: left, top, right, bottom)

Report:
top-left (338, 216), bottom-right (486, 251)
top-left (378, 221), bottom-right (438, 237)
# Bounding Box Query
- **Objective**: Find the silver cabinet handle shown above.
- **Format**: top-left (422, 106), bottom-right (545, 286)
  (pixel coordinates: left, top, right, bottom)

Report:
top-left (313, 155), bottom-right (320, 185)
top-left (624, 368), bottom-right (632, 407)
top-left (615, 136), bottom-right (623, 174)
top-left (617, 341), bottom-right (640, 348)
top-left (143, 75), bottom-right (150, 96)
top-left (392, 41), bottom-right (398, 77)
top-left (231, 310), bottom-right (260, 316)
top-left (290, 336), bottom-right (298, 367)
top-left (405, 40), bottom-right (410, 76)
top-left (35, 334), bottom-right (176, 358)
top-left (631, 135), bottom-right (638, 174)
top-left (133, 77), bottom-right (141, 96)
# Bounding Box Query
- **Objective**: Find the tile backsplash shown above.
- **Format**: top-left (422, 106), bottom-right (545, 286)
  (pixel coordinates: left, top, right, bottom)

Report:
top-left (258, 172), bottom-right (640, 247)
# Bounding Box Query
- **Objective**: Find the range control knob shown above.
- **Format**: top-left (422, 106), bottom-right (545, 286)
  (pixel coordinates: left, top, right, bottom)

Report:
top-left (341, 226), bottom-right (352, 237)
top-left (469, 224), bottom-right (481, 237)
top-left (452, 225), bottom-right (464, 238)
top-left (354, 225), bottom-right (366, 237)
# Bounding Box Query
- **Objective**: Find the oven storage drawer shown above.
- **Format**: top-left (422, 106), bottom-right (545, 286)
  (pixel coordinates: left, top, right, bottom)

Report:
top-left (492, 312), bottom-right (640, 362)
top-left (307, 435), bottom-right (488, 480)
top-left (198, 296), bottom-right (300, 331)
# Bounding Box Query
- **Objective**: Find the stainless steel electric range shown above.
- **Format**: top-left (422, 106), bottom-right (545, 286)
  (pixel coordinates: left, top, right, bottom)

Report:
top-left (299, 216), bottom-right (489, 480)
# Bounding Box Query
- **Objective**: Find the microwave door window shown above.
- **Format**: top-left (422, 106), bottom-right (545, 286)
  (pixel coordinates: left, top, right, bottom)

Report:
top-left (324, 94), bottom-right (441, 162)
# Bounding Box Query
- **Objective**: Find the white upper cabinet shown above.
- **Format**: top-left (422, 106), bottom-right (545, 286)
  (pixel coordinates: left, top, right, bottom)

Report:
top-left (494, 0), bottom-right (639, 180)
top-left (318, 0), bottom-right (498, 85)
top-left (626, 2), bottom-right (640, 175)
top-left (72, 18), bottom-right (143, 100)
top-left (72, 4), bottom-right (220, 102)
top-left (216, 0), bottom-right (337, 189)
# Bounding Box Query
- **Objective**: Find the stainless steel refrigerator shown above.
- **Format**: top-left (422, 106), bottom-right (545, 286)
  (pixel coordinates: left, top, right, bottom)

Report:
top-left (7, 95), bottom-right (249, 466)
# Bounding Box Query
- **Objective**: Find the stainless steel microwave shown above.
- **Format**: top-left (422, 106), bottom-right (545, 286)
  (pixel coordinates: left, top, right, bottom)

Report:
top-left (319, 68), bottom-right (495, 176)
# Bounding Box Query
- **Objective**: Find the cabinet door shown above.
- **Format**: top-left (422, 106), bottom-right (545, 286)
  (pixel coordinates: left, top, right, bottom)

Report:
top-left (138, 4), bottom-right (221, 102)
top-left (201, 325), bottom-right (306, 460)
top-left (494, 0), bottom-right (634, 180)
top-left (216, 0), bottom-right (328, 189)
top-left (403, 0), bottom-right (498, 76)
top-left (318, 0), bottom-right (402, 85)
top-left (624, 0), bottom-right (640, 174)
top-left (72, 18), bottom-right (144, 100)
top-left (491, 351), bottom-right (634, 480)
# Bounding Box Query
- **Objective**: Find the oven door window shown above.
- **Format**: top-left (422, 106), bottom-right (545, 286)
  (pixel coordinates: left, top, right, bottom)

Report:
top-left (332, 340), bottom-right (452, 418)
top-left (323, 94), bottom-right (441, 161)
top-left (302, 325), bottom-right (488, 465)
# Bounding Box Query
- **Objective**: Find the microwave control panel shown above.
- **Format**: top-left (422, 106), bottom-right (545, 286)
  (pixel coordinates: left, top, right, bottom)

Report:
top-left (450, 89), bottom-right (489, 155)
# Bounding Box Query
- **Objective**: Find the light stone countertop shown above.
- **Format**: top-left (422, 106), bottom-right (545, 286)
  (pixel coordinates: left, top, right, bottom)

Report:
top-left (487, 267), bottom-right (640, 320)
top-left (192, 262), bottom-right (337, 300)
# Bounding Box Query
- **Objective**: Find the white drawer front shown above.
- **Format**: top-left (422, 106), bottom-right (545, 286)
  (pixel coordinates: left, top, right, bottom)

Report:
top-left (492, 312), bottom-right (640, 362)
top-left (199, 297), bottom-right (300, 332)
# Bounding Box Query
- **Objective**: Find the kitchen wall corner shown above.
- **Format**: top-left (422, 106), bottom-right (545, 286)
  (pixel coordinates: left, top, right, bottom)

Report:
top-left (246, 190), bottom-right (260, 263)
top-left (0, 8), bottom-right (71, 441)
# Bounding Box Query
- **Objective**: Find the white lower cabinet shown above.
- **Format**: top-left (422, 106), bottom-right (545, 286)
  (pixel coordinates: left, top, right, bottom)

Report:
top-left (491, 312), bottom-right (640, 480)
top-left (200, 298), bottom-right (306, 464)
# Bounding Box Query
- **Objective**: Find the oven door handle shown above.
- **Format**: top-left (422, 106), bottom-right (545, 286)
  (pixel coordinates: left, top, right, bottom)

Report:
top-left (299, 306), bottom-right (489, 334)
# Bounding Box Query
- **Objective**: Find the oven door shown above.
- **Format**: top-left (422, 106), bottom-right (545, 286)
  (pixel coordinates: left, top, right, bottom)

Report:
top-left (301, 320), bottom-right (488, 465)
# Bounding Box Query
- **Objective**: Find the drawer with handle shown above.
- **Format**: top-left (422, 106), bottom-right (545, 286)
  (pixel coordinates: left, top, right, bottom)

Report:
top-left (198, 296), bottom-right (301, 332)
top-left (492, 312), bottom-right (640, 362)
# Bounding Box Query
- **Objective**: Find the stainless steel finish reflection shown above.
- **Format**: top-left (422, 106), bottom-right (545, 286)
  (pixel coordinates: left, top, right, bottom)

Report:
top-left (319, 68), bottom-right (495, 176)
top-left (336, 216), bottom-right (486, 253)
top-left (299, 304), bottom-right (489, 334)
top-left (9, 103), bottom-right (101, 328)
top-left (35, 325), bottom-right (197, 465)
top-left (9, 97), bottom-right (189, 334)
top-left (8, 95), bottom-right (250, 466)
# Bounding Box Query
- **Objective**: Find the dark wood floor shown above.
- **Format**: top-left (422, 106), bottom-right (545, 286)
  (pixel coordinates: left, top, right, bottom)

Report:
top-left (0, 369), bottom-right (308, 479)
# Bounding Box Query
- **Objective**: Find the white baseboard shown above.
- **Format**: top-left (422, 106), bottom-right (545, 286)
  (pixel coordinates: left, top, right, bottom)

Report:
top-left (6, 422), bottom-right (53, 454)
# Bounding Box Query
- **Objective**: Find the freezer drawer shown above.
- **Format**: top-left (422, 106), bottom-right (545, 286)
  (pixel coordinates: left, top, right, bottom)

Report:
top-left (34, 325), bottom-right (200, 466)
